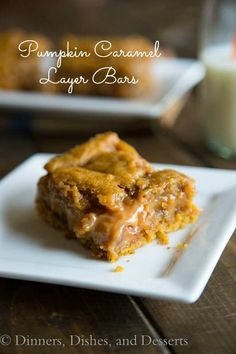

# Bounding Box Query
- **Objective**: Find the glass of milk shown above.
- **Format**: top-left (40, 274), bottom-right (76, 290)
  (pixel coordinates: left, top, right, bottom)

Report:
top-left (200, 0), bottom-right (236, 158)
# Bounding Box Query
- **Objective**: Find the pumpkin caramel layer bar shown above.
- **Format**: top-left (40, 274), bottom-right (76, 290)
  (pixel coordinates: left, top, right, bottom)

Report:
top-left (0, 29), bottom-right (51, 92)
top-left (36, 132), bottom-right (199, 262)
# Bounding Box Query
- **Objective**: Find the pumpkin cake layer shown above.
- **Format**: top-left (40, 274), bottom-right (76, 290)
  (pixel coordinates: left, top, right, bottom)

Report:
top-left (36, 132), bottom-right (199, 261)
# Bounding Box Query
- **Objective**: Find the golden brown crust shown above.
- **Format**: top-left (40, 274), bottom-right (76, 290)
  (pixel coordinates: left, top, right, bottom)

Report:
top-left (36, 132), bottom-right (200, 261)
top-left (45, 132), bottom-right (152, 188)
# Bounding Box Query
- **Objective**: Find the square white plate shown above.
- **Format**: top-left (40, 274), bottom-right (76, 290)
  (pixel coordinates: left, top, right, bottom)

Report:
top-left (0, 58), bottom-right (204, 118)
top-left (0, 154), bottom-right (235, 303)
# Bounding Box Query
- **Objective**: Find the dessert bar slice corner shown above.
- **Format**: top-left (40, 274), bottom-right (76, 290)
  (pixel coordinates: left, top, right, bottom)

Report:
top-left (36, 132), bottom-right (199, 261)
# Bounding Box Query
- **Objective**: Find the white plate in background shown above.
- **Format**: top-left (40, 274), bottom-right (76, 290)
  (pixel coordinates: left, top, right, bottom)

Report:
top-left (0, 154), bottom-right (235, 302)
top-left (0, 58), bottom-right (204, 118)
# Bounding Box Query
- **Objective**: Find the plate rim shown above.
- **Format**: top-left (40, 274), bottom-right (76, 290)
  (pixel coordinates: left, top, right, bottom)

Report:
top-left (0, 58), bottom-right (205, 118)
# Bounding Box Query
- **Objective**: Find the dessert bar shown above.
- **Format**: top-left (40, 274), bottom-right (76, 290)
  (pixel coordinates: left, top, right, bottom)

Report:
top-left (36, 132), bottom-right (199, 261)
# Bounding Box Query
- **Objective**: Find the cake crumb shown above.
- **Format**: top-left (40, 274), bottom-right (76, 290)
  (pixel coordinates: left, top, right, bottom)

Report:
top-left (114, 265), bottom-right (124, 272)
top-left (177, 242), bottom-right (188, 251)
top-left (157, 230), bottom-right (169, 245)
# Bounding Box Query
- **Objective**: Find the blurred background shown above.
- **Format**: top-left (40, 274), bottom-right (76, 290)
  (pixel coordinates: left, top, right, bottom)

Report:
top-left (0, 0), bottom-right (204, 129)
top-left (0, 0), bottom-right (203, 57)
top-left (0, 0), bottom-right (236, 178)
